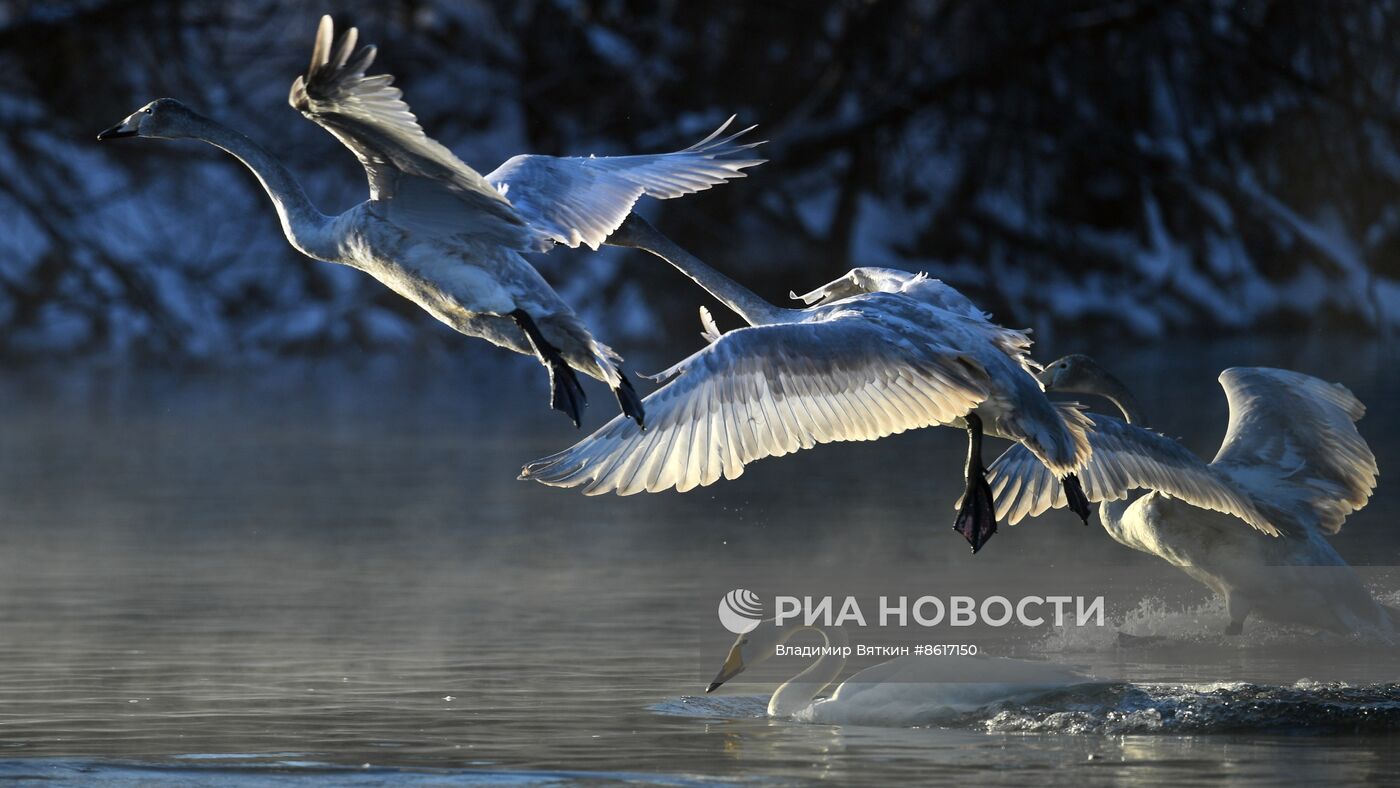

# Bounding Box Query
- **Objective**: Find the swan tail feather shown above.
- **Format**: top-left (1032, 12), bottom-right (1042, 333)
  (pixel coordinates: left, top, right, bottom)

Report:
top-left (537, 311), bottom-right (624, 388)
top-left (1006, 401), bottom-right (1093, 478)
top-left (587, 339), bottom-right (624, 388)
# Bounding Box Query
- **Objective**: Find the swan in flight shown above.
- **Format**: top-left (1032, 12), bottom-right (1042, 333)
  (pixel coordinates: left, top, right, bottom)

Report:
top-left (97, 16), bottom-right (763, 428)
top-left (705, 619), bottom-right (1093, 726)
top-left (986, 355), bottom-right (1387, 635)
top-left (520, 216), bottom-right (1093, 552)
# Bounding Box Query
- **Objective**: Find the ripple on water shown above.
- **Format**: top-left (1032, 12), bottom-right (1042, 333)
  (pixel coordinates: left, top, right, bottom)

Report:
top-left (0, 758), bottom-right (747, 786)
top-left (649, 694), bottom-right (769, 720)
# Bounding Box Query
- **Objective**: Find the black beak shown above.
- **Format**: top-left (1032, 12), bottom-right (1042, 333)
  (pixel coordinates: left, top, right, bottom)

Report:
top-left (97, 123), bottom-right (137, 141)
top-left (706, 681), bottom-right (723, 693)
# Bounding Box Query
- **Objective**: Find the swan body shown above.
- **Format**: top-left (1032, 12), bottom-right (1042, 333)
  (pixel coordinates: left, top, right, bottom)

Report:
top-left (98, 16), bottom-right (763, 427)
top-left (987, 356), bottom-right (1386, 635)
top-left (1110, 494), bottom-right (1391, 635)
top-left (521, 217), bottom-right (1092, 551)
top-left (706, 619), bottom-right (1093, 726)
top-left (795, 655), bottom-right (1096, 727)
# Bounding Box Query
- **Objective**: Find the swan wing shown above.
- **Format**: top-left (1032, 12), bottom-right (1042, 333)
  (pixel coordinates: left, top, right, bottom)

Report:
top-left (483, 117), bottom-right (765, 251)
top-left (985, 413), bottom-right (1280, 535)
top-left (520, 314), bottom-right (990, 495)
top-left (789, 268), bottom-right (926, 306)
top-left (791, 271), bottom-right (1040, 381)
top-left (1211, 367), bottom-right (1377, 534)
top-left (289, 16), bottom-right (530, 247)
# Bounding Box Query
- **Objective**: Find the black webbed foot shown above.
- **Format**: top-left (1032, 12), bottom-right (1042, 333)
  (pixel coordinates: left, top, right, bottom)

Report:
top-left (1062, 473), bottom-right (1091, 524)
top-left (613, 369), bottom-right (645, 429)
top-left (954, 471), bottom-right (997, 554)
top-left (546, 358), bottom-right (587, 429)
top-left (952, 413), bottom-right (998, 554)
top-left (511, 309), bottom-right (588, 428)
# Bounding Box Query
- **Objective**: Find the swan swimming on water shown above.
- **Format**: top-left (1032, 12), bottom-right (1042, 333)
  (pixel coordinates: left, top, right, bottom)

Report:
top-left (97, 16), bottom-right (763, 428)
top-left (521, 217), bottom-right (1093, 551)
top-left (986, 355), bottom-right (1387, 636)
top-left (705, 619), bottom-right (1094, 726)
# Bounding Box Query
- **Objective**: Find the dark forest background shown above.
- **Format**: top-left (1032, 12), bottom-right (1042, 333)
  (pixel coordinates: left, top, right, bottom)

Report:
top-left (3, 0), bottom-right (1399, 362)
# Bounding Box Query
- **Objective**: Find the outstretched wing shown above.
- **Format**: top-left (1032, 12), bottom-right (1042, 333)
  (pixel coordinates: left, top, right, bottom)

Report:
top-left (289, 16), bottom-right (530, 246)
top-left (520, 313), bottom-right (989, 495)
top-left (484, 117), bottom-right (765, 250)
top-left (985, 413), bottom-right (1279, 535)
top-left (1212, 367), bottom-right (1377, 534)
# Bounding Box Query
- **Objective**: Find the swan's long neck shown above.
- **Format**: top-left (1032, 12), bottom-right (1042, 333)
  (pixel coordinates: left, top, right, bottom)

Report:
top-left (1088, 371), bottom-right (1146, 426)
top-left (190, 117), bottom-right (338, 262)
top-left (769, 625), bottom-right (848, 718)
top-left (607, 215), bottom-right (792, 326)
top-left (1088, 369), bottom-right (1146, 540)
top-left (1097, 497), bottom-right (1134, 539)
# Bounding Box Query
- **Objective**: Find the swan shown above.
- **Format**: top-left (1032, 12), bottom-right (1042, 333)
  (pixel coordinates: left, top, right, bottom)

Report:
top-left (705, 619), bottom-right (1094, 726)
top-left (97, 16), bottom-right (764, 428)
top-left (985, 354), bottom-right (1387, 636)
top-left (520, 216), bottom-right (1094, 552)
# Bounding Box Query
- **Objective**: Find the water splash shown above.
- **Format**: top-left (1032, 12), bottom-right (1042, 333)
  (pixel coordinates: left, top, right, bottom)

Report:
top-left (664, 681), bottom-right (1400, 735)
top-left (1034, 595), bottom-right (1398, 654)
top-left (977, 680), bottom-right (1400, 735)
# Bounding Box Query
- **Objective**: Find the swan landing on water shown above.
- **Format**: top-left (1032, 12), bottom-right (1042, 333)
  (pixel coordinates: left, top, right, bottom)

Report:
top-left (987, 355), bottom-right (1388, 636)
top-left (705, 619), bottom-right (1094, 726)
top-left (97, 16), bottom-right (764, 429)
top-left (521, 216), bottom-right (1094, 552)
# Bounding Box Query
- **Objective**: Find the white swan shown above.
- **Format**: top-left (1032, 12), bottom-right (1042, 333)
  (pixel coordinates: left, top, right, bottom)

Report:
top-left (986, 355), bottom-right (1386, 635)
top-left (97, 16), bottom-right (763, 428)
top-left (520, 217), bottom-right (1094, 552)
top-left (705, 619), bottom-right (1094, 726)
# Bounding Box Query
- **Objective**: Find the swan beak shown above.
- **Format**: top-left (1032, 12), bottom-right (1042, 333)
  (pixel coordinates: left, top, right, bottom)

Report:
top-left (97, 119), bottom-right (138, 141)
top-left (706, 645), bottom-right (746, 692)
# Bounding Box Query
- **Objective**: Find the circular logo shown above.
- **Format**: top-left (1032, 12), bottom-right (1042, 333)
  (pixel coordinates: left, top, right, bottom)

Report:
top-left (717, 588), bottom-right (763, 634)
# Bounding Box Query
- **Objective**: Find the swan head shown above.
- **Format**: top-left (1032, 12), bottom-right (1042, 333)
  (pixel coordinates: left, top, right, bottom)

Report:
top-left (97, 98), bottom-right (203, 141)
top-left (1039, 353), bottom-right (1145, 423)
top-left (706, 618), bottom-right (784, 692)
top-left (1037, 353), bottom-right (1109, 393)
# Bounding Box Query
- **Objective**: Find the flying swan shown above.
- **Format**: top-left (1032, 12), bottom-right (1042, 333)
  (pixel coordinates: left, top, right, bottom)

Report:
top-left (705, 618), bottom-right (1094, 726)
top-left (520, 216), bottom-right (1093, 552)
top-left (985, 355), bottom-right (1387, 635)
top-left (97, 15), bottom-right (763, 427)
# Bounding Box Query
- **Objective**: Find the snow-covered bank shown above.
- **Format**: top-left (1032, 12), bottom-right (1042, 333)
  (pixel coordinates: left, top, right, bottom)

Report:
top-left (4, 0), bottom-right (1399, 358)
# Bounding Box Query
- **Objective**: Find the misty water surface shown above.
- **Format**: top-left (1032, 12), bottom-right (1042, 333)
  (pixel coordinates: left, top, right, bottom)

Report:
top-left (0, 333), bottom-right (1396, 785)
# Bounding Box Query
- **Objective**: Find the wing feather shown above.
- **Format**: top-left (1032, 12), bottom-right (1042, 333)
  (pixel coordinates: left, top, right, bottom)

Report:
top-left (521, 316), bottom-right (990, 495)
top-left (485, 116), bottom-right (765, 250)
top-left (290, 16), bottom-right (529, 246)
top-left (1212, 367), bottom-right (1378, 534)
top-left (984, 413), bottom-right (1280, 535)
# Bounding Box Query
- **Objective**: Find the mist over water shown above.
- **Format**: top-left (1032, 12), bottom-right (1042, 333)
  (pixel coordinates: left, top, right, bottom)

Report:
top-left (0, 332), bottom-right (1396, 784)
